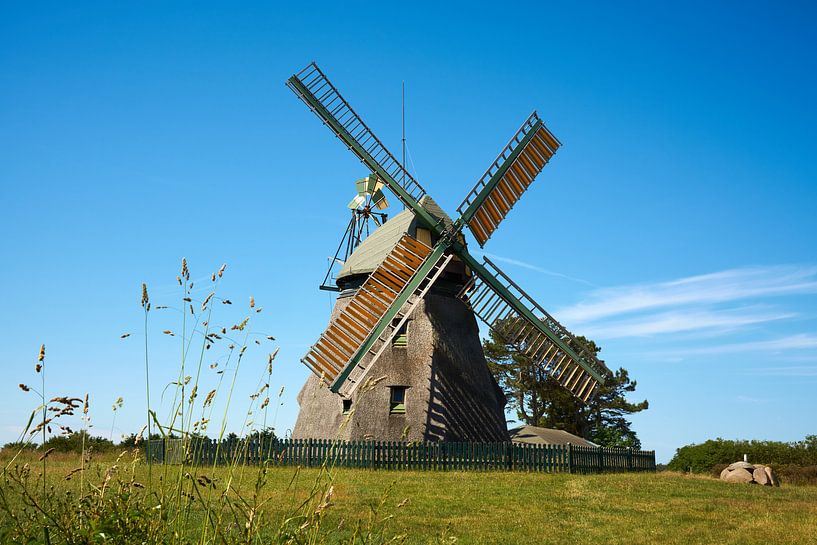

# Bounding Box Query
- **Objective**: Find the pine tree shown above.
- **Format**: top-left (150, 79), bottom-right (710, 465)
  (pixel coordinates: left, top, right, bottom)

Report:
top-left (484, 323), bottom-right (648, 448)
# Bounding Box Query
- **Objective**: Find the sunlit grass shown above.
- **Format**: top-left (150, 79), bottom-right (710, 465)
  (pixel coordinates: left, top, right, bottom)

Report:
top-left (3, 452), bottom-right (815, 545)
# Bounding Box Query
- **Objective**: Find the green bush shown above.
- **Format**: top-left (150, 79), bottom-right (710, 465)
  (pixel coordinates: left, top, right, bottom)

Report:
top-left (669, 436), bottom-right (817, 473)
top-left (41, 430), bottom-right (116, 453)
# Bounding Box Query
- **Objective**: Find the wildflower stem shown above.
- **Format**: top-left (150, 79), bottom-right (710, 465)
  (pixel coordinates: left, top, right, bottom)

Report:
top-left (144, 300), bottom-right (152, 486)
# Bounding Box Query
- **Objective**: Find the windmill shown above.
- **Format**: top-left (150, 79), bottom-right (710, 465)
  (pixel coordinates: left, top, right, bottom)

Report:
top-left (319, 175), bottom-right (390, 291)
top-left (288, 63), bottom-right (611, 442)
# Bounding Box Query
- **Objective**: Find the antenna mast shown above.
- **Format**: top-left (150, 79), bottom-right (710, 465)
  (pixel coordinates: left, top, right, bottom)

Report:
top-left (402, 81), bottom-right (406, 209)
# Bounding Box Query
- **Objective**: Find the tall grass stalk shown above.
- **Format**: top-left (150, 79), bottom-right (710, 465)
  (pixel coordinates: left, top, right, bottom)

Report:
top-left (2, 259), bottom-right (412, 545)
top-left (38, 344), bottom-right (46, 503)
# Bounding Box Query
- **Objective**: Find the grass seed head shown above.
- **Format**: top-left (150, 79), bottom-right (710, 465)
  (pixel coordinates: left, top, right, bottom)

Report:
top-left (19, 383), bottom-right (30, 392)
top-left (38, 343), bottom-right (45, 363)
top-left (141, 283), bottom-right (149, 308)
top-left (39, 447), bottom-right (55, 461)
top-left (203, 389), bottom-right (216, 407)
top-left (250, 296), bottom-right (255, 308)
top-left (231, 317), bottom-right (249, 331)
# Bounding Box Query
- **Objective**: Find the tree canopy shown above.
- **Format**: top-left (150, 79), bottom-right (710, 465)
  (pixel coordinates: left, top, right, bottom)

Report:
top-left (483, 323), bottom-right (648, 448)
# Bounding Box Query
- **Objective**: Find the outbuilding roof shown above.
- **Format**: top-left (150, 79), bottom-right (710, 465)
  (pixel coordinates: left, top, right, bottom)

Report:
top-left (509, 425), bottom-right (598, 447)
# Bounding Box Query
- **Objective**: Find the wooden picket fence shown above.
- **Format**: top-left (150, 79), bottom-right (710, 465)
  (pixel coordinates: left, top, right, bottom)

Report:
top-left (145, 437), bottom-right (655, 474)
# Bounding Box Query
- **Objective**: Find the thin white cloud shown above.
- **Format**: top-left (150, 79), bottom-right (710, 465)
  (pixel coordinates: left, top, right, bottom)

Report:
top-left (580, 307), bottom-right (795, 339)
top-left (477, 251), bottom-right (597, 287)
top-left (558, 265), bottom-right (817, 324)
top-left (746, 365), bottom-right (817, 377)
top-left (735, 395), bottom-right (768, 404)
top-left (662, 334), bottom-right (817, 357)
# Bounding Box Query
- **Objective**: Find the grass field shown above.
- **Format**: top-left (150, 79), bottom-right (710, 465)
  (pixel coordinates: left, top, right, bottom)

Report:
top-left (2, 452), bottom-right (816, 544)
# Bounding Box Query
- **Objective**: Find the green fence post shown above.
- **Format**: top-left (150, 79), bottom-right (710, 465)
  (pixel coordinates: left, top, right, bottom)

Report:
top-left (567, 443), bottom-right (573, 474)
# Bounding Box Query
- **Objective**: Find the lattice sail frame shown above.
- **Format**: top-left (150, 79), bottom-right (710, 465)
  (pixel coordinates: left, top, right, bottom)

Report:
top-left (290, 62), bottom-right (611, 402)
top-left (457, 112), bottom-right (561, 247)
top-left (302, 234), bottom-right (453, 395)
top-left (458, 258), bottom-right (607, 402)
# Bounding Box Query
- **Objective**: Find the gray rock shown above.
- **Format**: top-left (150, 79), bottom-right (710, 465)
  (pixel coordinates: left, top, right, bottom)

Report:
top-left (753, 467), bottom-right (770, 485)
top-left (727, 461), bottom-right (755, 471)
top-left (724, 467), bottom-right (754, 484)
top-left (764, 466), bottom-right (780, 487)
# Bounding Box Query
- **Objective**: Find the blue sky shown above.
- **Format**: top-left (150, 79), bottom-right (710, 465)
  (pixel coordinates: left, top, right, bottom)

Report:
top-left (2, 2), bottom-right (815, 462)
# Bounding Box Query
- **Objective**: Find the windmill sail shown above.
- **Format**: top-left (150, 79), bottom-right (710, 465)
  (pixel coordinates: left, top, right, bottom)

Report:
top-left (302, 233), bottom-right (452, 395)
top-left (457, 112), bottom-right (560, 246)
top-left (289, 61), bottom-right (611, 408)
top-left (287, 63), bottom-right (427, 211)
top-left (458, 256), bottom-right (610, 402)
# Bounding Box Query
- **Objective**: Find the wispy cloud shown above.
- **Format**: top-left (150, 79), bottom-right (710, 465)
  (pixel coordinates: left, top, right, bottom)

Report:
top-left (735, 395), bottom-right (768, 404)
top-left (579, 307), bottom-right (795, 339)
top-left (661, 334), bottom-right (817, 357)
top-left (476, 251), bottom-right (597, 287)
top-left (746, 365), bottom-right (817, 377)
top-left (557, 265), bottom-right (817, 324)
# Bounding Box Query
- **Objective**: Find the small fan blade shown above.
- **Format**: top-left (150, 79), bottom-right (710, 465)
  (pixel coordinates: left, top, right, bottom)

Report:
top-left (347, 194), bottom-right (366, 209)
top-left (354, 177), bottom-right (368, 195)
top-left (366, 175), bottom-right (384, 194)
top-left (371, 189), bottom-right (389, 210)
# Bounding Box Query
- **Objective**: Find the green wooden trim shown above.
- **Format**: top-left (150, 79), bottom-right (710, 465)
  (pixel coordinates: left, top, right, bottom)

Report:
top-left (288, 76), bottom-right (444, 236)
top-left (455, 119), bottom-right (544, 228)
top-left (329, 241), bottom-right (449, 393)
top-left (453, 246), bottom-right (606, 384)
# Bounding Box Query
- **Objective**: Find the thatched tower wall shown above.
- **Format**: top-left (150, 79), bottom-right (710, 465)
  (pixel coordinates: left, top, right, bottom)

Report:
top-left (293, 289), bottom-right (509, 442)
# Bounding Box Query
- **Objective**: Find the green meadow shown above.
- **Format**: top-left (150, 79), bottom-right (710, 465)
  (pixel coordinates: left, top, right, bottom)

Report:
top-left (2, 452), bottom-right (815, 544)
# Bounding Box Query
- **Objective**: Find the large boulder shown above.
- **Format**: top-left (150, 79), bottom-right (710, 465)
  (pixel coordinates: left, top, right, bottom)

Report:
top-left (719, 461), bottom-right (780, 486)
top-left (764, 466), bottom-right (780, 487)
top-left (724, 467), bottom-right (754, 484)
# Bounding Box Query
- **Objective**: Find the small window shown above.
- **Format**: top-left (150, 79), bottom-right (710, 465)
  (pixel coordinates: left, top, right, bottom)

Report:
top-left (392, 319), bottom-right (408, 348)
top-left (389, 386), bottom-right (406, 414)
top-left (342, 399), bottom-right (352, 415)
top-left (415, 227), bottom-right (432, 246)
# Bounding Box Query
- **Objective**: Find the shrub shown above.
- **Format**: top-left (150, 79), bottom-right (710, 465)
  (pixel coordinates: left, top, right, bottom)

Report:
top-left (669, 436), bottom-right (817, 473)
top-left (41, 430), bottom-right (116, 453)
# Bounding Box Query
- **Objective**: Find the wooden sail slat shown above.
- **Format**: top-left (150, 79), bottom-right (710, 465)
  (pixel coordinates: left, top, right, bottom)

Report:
top-left (537, 126), bottom-right (561, 152)
top-left (301, 233), bottom-right (434, 385)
